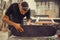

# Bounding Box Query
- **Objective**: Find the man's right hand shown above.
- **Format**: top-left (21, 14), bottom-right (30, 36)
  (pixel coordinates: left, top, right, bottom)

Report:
top-left (2, 15), bottom-right (24, 32)
top-left (13, 23), bottom-right (24, 32)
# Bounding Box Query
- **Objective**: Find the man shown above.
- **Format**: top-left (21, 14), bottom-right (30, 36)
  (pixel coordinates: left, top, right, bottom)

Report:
top-left (2, 1), bottom-right (31, 36)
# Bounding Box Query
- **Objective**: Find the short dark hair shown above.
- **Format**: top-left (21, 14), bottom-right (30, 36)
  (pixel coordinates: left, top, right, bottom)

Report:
top-left (21, 2), bottom-right (29, 11)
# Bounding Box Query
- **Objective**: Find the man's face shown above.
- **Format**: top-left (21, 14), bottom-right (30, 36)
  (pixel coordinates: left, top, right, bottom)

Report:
top-left (22, 7), bottom-right (29, 11)
top-left (21, 7), bottom-right (29, 14)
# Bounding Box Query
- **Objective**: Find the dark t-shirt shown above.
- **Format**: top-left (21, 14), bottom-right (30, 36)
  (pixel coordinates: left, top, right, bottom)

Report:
top-left (5, 3), bottom-right (31, 36)
top-left (5, 3), bottom-right (30, 24)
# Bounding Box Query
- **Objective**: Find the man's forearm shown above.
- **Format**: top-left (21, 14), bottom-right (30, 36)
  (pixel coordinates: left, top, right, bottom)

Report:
top-left (2, 15), bottom-right (24, 32)
top-left (3, 17), bottom-right (17, 26)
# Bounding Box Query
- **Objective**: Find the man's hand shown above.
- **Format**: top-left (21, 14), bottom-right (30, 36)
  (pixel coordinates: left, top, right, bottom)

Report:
top-left (26, 19), bottom-right (31, 25)
top-left (13, 23), bottom-right (24, 32)
top-left (3, 15), bottom-right (24, 32)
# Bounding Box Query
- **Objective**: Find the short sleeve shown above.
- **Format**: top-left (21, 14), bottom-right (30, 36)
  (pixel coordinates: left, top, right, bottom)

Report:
top-left (26, 9), bottom-right (31, 19)
top-left (5, 4), bottom-right (13, 16)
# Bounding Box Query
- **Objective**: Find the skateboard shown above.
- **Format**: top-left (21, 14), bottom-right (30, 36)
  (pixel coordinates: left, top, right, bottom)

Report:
top-left (9, 25), bottom-right (57, 37)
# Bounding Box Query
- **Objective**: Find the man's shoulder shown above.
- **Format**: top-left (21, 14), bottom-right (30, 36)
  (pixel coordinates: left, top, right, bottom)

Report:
top-left (12, 3), bottom-right (18, 5)
top-left (10, 3), bottom-right (18, 7)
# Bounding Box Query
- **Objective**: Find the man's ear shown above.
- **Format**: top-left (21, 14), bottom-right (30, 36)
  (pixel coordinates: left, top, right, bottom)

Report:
top-left (18, 3), bottom-right (22, 11)
top-left (18, 3), bottom-right (21, 8)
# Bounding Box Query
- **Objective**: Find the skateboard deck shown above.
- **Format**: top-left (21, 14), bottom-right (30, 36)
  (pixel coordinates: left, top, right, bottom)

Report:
top-left (9, 25), bottom-right (57, 37)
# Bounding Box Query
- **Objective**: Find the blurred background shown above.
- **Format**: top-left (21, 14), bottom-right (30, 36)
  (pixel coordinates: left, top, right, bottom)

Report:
top-left (0, 0), bottom-right (60, 18)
